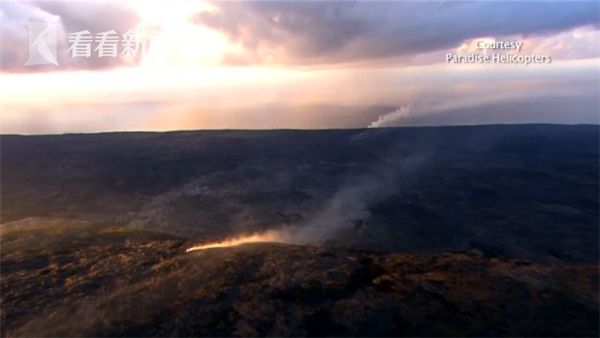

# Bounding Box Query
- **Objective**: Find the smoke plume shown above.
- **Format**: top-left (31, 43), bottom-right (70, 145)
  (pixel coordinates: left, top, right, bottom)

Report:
top-left (275, 153), bottom-right (426, 245)
top-left (368, 106), bottom-right (415, 128)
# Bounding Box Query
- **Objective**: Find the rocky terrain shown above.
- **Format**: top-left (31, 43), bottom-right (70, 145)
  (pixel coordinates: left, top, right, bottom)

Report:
top-left (2, 125), bottom-right (599, 263)
top-left (1, 218), bottom-right (598, 337)
top-left (1, 125), bottom-right (599, 336)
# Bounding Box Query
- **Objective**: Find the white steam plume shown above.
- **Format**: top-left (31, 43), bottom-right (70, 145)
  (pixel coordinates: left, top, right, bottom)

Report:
top-left (368, 106), bottom-right (414, 128)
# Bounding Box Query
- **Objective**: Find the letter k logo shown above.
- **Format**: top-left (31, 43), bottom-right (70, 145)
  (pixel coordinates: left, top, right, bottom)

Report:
top-left (24, 22), bottom-right (59, 66)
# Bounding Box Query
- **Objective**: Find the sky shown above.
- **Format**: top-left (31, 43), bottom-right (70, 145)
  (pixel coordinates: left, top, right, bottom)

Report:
top-left (0, 0), bottom-right (599, 134)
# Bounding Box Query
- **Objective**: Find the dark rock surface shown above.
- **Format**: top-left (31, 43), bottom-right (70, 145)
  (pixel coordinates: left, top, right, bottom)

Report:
top-left (1, 125), bottom-right (598, 336)
top-left (1, 218), bottom-right (597, 337)
top-left (1, 125), bottom-right (599, 263)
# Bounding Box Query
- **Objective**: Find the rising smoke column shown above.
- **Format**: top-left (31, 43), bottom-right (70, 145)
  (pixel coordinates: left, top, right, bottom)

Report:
top-left (187, 132), bottom-right (428, 251)
top-left (368, 106), bottom-right (414, 128)
top-left (281, 151), bottom-right (427, 245)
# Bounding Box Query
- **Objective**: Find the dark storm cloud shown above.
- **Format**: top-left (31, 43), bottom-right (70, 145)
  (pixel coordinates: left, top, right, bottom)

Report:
top-left (197, 0), bottom-right (600, 64)
top-left (0, 1), bottom-right (139, 72)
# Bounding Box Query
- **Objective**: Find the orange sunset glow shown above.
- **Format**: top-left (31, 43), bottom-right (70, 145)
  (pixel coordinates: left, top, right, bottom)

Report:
top-left (1, 0), bottom-right (598, 133)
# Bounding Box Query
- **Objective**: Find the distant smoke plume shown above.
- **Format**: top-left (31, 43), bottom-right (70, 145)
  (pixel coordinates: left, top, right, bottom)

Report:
top-left (368, 106), bottom-right (414, 128)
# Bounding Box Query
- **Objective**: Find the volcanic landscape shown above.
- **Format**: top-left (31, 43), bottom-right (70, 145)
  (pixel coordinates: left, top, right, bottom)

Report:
top-left (1, 125), bottom-right (598, 337)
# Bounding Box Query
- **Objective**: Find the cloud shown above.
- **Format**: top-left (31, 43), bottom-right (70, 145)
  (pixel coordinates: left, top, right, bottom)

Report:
top-left (2, 59), bottom-right (597, 134)
top-left (0, 1), bottom-right (140, 72)
top-left (197, 0), bottom-right (599, 65)
top-left (35, 1), bottom-right (139, 33)
top-left (3, 1), bottom-right (598, 71)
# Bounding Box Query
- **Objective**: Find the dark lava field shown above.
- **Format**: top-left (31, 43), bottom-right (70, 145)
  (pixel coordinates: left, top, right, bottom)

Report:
top-left (1, 125), bottom-right (598, 336)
